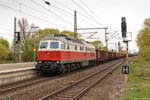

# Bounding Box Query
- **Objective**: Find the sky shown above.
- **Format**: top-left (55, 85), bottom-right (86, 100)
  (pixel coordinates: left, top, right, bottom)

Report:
top-left (0, 0), bottom-right (150, 53)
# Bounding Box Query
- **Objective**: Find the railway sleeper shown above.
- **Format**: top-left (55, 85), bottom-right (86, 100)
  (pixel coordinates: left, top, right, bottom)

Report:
top-left (58, 93), bottom-right (75, 97)
top-left (56, 94), bottom-right (74, 98)
top-left (60, 92), bottom-right (78, 95)
top-left (52, 96), bottom-right (71, 100)
top-left (62, 90), bottom-right (81, 94)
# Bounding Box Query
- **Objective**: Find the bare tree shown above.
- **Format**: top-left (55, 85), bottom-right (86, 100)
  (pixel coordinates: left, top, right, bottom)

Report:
top-left (17, 18), bottom-right (35, 62)
top-left (18, 18), bottom-right (34, 45)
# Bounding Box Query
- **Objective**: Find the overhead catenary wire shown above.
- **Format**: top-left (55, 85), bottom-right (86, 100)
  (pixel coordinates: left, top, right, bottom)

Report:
top-left (41, 0), bottom-right (75, 23)
top-left (12, 0), bottom-right (73, 26)
top-left (30, 0), bottom-right (74, 26)
top-left (107, 31), bottom-right (118, 40)
top-left (53, 0), bottom-right (98, 27)
top-left (79, 0), bottom-right (119, 37)
top-left (0, 3), bottom-right (66, 29)
top-left (42, 0), bottom-right (97, 27)
top-left (42, 0), bottom-right (73, 16)
top-left (108, 33), bottom-right (119, 40)
top-left (72, 0), bottom-right (104, 27)
top-left (79, 0), bottom-right (106, 25)
top-left (54, 0), bottom-right (118, 42)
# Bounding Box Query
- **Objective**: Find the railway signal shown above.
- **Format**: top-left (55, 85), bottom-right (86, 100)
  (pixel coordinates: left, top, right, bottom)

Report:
top-left (118, 42), bottom-right (120, 46)
top-left (121, 17), bottom-right (127, 37)
top-left (15, 32), bottom-right (21, 44)
top-left (16, 32), bottom-right (20, 43)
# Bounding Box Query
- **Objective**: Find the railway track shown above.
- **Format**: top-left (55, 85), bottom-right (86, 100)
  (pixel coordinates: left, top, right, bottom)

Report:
top-left (0, 76), bottom-right (52, 95)
top-left (0, 59), bottom-right (125, 100)
top-left (40, 59), bottom-right (125, 100)
top-left (0, 59), bottom-right (120, 96)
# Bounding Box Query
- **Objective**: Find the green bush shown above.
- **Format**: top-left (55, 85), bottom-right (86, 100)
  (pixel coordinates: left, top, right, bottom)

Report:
top-left (0, 44), bottom-right (9, 60)
top-left (0, 37), bottom-right (9, 48)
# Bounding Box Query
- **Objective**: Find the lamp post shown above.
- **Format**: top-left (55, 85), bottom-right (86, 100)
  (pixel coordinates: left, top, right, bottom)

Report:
top-left (31, 26), bottom-right (39, 64)
top-left (43, 0), bottom-right (51, 11)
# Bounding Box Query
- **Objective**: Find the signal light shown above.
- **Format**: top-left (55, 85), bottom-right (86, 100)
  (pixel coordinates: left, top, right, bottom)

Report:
top-left (126, 47), bottom-right (128, 51)
top-left (17, 32), bottom-right (20, 42)
top-left (121, 17), bottom-right (127, 37)
top-left (15, 32), bottom-right (20, 44)
top-left (118, 42), bottom-right (120, 46)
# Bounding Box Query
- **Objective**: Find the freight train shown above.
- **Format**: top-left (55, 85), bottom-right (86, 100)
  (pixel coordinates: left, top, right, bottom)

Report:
top-left (36, 34), bottom-right (125, 74)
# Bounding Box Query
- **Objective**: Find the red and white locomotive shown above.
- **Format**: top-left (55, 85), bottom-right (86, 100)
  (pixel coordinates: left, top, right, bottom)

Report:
top-left (36, 34), bottom-right (96, 74)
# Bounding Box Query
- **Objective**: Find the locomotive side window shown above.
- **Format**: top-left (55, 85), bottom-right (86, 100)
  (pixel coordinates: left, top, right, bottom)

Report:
top-left (75, 46), bottom-right (77, 50)
top-left (61, 44), bottom-right (65, 49)
top-left (67, 45), bottom-right (69, 50)
top-left (50, 42), bottom-right (59, 49)
top-left (40, 42), bottom-right (48, 49)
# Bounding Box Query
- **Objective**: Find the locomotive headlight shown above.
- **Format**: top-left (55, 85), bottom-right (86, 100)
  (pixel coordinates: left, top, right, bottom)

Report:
top-left (34, 62), bottom-right (37, 65)
top-left (46, 51), bottom-right (50, 55)
top-left (57, 61), bottom-right (59, 63)
top-left (38, 61), bottom-right (41, 63)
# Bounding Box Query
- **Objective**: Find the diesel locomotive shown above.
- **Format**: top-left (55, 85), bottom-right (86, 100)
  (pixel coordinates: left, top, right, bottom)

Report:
top-left (36, 34), bottom-right (125, 74)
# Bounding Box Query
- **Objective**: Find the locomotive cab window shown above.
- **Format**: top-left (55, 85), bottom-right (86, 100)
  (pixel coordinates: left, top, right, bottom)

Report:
top-left (40, 42), bottom-right (48, 49)
top-left (50, 42), bottom-right (59, 49)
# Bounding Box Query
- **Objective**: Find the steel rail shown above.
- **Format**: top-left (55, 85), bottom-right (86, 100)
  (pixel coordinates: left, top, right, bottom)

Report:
top-left (71, 60), bottom-right (124, 100)
top-left (0, 59), bottom-right (118, 95)
top-left (0, 77), bottom-right (50, 95)
top-left (40, 59), bottom-right (125, 100)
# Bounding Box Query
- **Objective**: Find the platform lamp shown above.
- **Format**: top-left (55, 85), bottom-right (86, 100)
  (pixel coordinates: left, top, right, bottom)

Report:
top-left (43, 0), bottom-right (51, 11)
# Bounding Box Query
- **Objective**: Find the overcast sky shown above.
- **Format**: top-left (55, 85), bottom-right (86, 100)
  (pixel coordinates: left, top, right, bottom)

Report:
top-left (0, 0), bottom-right (150, 53)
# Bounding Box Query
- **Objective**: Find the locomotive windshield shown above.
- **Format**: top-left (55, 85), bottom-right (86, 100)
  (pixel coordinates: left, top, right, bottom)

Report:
top-left (50, 42), bottom-right (59, 49)
top-left (40, 42), bottom-right (48, 49)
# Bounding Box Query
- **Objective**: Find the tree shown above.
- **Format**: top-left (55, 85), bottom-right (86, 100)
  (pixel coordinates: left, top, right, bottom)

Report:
top-left (61, 30), bottom-right (74, 37)
top-left (118, 46), bottom-right (126, 53)
top-left (38, 28), bottom-right (60, 39)
top-left (0, 38), bottom-right (9, 60)
top-left (18, 18), bottom-right (34, 45)
top-left (136, 18), bottom-right (150, 60)
top-left (90, 40), bottom-right (104, 50)
top-left (0, 37), bottom-right (9, 48)
top-left (17, 18), bottom-right (35, 62)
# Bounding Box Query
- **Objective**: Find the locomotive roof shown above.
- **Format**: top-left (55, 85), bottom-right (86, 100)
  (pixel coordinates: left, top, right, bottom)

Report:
top-left (42, 36), bottom-right (84, 45)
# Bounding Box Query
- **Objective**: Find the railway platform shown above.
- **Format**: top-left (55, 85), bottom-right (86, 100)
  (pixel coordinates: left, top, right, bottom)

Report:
top-left (0, 62), bottom-right (37, 86)
top-left (0, 62), bottom-right (35, 72)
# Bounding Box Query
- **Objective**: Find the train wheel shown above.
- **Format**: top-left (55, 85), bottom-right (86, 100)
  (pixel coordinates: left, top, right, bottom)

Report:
top-left (67, 64), bottom-right (71, 72)
top-left (72, 64), bottom-right (76, 71)
top-left (62, 67), bottom-right (65, 74)
top-left (75, 63), bottom-right (79, 69)
top-left (62, 65), bottom-right (67, 74)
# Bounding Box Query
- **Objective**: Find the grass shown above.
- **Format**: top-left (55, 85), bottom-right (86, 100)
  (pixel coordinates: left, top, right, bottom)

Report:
top-left (0, 60), bottom-right (13, 64)
top-left (119, 59), bottom-right (150, 100)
